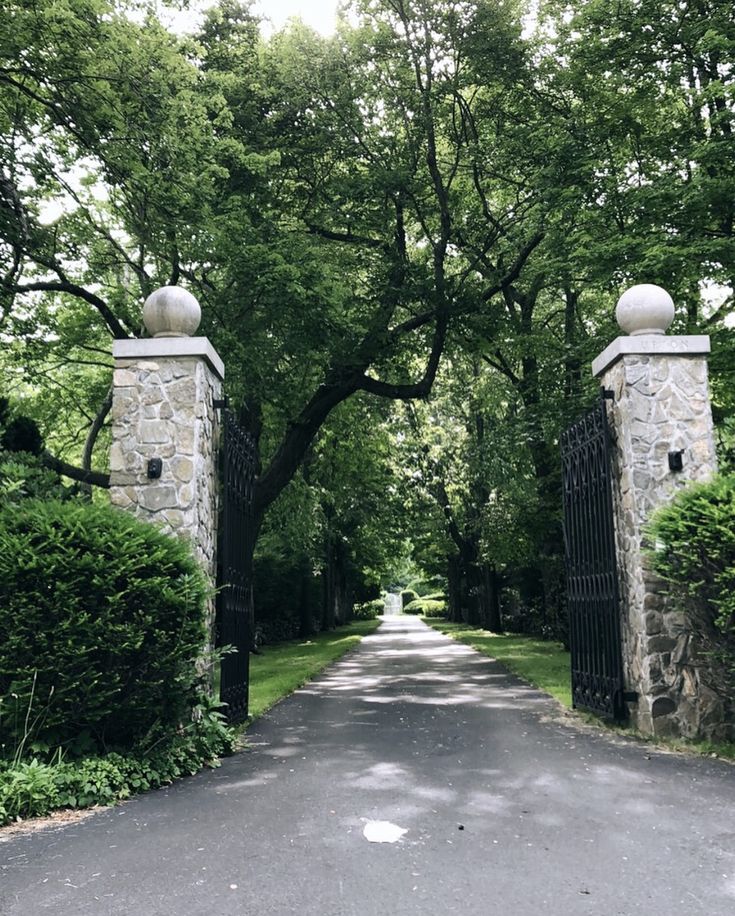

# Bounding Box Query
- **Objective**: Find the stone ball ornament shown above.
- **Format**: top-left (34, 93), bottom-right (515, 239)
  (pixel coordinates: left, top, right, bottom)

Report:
top-left (143, 286), bottom-right (201, 338)
top-left (615, 283), bottom-right (675, 336)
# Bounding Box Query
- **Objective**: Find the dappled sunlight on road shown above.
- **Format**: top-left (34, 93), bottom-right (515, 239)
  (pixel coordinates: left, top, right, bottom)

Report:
top-left (7, 615), bottom-right (732, 916)
top-left (228, 615), bottom-right (735, 912)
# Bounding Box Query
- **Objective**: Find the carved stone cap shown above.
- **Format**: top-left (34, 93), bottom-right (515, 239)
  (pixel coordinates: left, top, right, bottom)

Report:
top-left (113, 337), bottom-right (225, 380)
top-left (615, 284), bottom-right (675, 336)
top-left (143, 286), bottom-right (201, 338)
top-left (592, 335), bottom-right (710, 378)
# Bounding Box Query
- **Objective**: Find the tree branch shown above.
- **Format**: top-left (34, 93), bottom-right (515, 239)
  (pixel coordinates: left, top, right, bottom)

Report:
top-left (81, 386), bottom-right (113, 496)
top-left (42, 450), bottom-right (110, 489)
top-left (6, 279), bottom-right (130, 339)
top-left (358, 312), bottom-right (448, 400)
top-left (305, 223), bottom-right (386, 250)
top-left (482, 231), bottom-right (545, 301)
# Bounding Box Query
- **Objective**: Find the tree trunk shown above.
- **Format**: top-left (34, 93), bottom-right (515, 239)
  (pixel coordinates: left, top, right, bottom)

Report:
top-left (322, 528), bottom-right (336, 631)
top-left (447, 555), bottom-right (462, 622)
top-left (481, 562), bottom-right (502, 633)
top-left (299, 561), bottom-right (315, 638)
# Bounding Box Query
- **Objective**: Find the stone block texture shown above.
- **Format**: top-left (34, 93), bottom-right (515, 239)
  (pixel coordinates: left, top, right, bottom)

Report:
top-left (601, 352), bottom-right (731, 740)
top-left (109, 352), bottom-right (222, 632)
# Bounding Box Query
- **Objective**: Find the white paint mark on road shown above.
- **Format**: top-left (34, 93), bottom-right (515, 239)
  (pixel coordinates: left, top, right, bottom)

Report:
top-left (362, 820), bottom-right (408, 843)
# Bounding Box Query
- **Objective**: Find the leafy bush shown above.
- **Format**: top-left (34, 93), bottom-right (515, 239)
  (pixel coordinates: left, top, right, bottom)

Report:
top-left (421, 600), bottom-right (448, 618)
top-left (353, 598), bottom-right (384, 619)
top-left (0, 452), bottom-right (68, 502)
top-left (648, 476), bottom-right (735, 683)
top-left (400, 589), bottom-right (418, 608)
top-left (403, 597), bottom-right (447, 617)
top-left (0, 711), bottom-right (235, 826)
top-left (0, 398), bottom-right (68, 502)
top-left (0, 398), bottom-right (43, 456)
top-left (0, 500), bottom-right (210, 759)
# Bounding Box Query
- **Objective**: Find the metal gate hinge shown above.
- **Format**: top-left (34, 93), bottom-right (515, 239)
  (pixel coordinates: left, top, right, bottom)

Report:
top-left (602, 388), bottom-right (615, 401)
top-left (214, 396), bottom-right (229, 409)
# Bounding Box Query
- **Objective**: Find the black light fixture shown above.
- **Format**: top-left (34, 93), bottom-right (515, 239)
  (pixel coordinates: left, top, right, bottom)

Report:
top-left (668, 450), bottom-right (684, 472)
top-left (147, 457), bottom-right (163, 479)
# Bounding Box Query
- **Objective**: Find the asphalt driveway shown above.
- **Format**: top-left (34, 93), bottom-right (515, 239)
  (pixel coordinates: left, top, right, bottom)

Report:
top-left (2, 616), bottom-right (734, 915)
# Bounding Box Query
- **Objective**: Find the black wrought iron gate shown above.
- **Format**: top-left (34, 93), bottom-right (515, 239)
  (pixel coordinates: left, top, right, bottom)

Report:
top-left (217, 408), bottom-right (256, 723)
top-left (561, 391), bottom-right (625, 721)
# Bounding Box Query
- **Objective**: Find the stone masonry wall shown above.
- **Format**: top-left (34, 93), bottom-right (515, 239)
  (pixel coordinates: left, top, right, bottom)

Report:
top-left (603, 353), bottom-right (729, 739)
top-left (109, 354), bottom-right (222, 624)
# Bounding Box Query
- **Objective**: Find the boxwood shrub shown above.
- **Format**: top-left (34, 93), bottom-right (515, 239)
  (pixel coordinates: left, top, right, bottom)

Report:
top-left (0, 500), bottom-right (210, 758)
top-left (403, 597), bottom-right (447, 617)
top-left (353, 598), bottom-right (384, 620)
top-left (400, 589), bottom-right (418, 609)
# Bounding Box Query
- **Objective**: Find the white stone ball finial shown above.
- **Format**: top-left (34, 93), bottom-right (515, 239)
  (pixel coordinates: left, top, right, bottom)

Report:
top-left (143, 286), bottom-right (201, 338)
top-left (615, 283), bottom-right (675, 336)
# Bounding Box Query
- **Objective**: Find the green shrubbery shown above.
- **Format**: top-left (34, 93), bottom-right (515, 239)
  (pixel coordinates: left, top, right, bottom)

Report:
top-left (0, 498), bottom-right (237, 825)
top-left (0, 499), bottom-right (211, 758)
top-left (353, 598), bottom-right (384, 619)
top-left (0, 398), bottom-right (69, 503)
top-left (403, 597), bottom-right (447, 617)
top-left (648, 476), bottom-right (735, 678)
top-left (0, 713), bottom-right (234, 826)
top-left (400, 589), bottom-right (418, 608)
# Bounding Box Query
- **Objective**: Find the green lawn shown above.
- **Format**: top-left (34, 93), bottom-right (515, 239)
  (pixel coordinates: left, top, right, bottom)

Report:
top-left (425, 619), bottom-right (572, 708)
top-left (247, 619), bottom-right (382, 721)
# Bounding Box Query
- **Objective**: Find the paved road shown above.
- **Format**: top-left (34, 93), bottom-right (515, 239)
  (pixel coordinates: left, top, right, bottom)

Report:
top-left (2, 616), bottom-right (734, 915)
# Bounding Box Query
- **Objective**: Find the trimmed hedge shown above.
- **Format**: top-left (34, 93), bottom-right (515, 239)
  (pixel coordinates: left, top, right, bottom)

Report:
top-left (648, 475), bottom-right (735, 675)
top-left (403, 597), bottom-right (447, 617)
top-left (353, 598), bottom-right (384, 620)
top-left (0, 500), bottom-right (210, 758)
top-left (400, 589), bottom-right (418, 608)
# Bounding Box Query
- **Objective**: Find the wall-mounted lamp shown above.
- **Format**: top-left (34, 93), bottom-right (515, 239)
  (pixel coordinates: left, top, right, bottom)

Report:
top-left (668, 450), bottom-right (684, 472)
top-left (147, 457), bottom-right (163, 479)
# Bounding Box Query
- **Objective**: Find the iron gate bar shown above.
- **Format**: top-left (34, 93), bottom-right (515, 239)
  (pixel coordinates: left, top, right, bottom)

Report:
top-left (561, 389), bottom-right (625, 721)
top-left (216, 407), bottom-right (256, 723)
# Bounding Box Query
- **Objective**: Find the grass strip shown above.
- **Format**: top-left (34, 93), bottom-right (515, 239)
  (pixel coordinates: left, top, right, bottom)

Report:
top-left (424, 619), bottom-right (572, 707)
top-left (247, 618), bottom-right (382, 721)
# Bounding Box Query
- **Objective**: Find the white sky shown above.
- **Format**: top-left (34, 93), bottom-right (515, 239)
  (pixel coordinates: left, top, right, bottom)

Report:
top-left (160, 0), bottom-right (342, 36)
top-left (253, 0), bottom-right (340, 34)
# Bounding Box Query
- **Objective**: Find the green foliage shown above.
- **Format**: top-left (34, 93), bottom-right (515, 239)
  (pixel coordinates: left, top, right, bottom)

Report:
top-left (353, 599), bottom-right (384, 620)
top-left (0, 399), bottom-right (69, 502)
top-left (0, 500), bottom-right (210, 758)
top-left (403, 597), bottom-right (447, 617)
top-left (648, 476), bottom-right (735, 676)
top-left (4, 0), bottom-right (735, 658)
top-left (0, 452), bottom-right (68, 502)
top-left (1, 414), bottom-right (43, 455)
top-left (0, 713), bottom-right (235, 826)
top-left (400, 589), bottom-right (418, 608)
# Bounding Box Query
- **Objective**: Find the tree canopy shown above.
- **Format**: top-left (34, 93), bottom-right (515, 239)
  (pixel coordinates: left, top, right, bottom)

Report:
top-left (2, 0), bottom-right (733, 637)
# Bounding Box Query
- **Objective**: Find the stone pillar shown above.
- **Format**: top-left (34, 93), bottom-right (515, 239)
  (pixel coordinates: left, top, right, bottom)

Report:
top-left (109, 286), bottom-right (224, 615)
top-left (592, 284), bottom-right (719, 738)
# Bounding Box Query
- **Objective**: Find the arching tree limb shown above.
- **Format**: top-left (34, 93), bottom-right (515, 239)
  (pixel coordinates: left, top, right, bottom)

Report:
top-left (41, 451), bottom-right (110, 489)
top-left (80, 386), bottom-right (113, 497)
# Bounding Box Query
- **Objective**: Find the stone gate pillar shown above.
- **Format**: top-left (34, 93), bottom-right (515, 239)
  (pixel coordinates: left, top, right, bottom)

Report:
top-left (592, 284), bottom-right (719, 738)
top-left (109, 286), bottom-right (223, 615)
